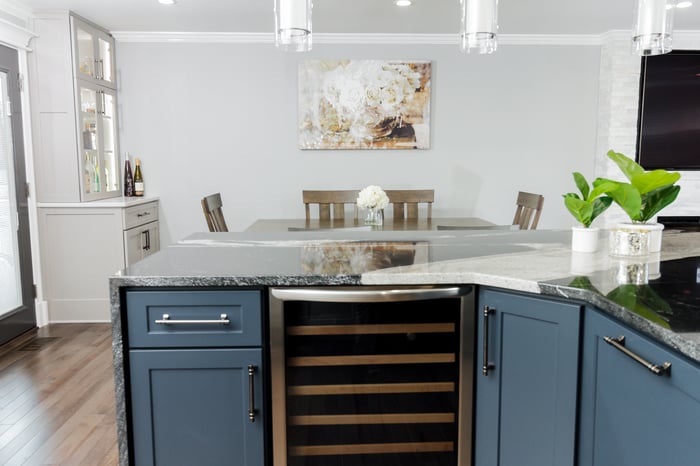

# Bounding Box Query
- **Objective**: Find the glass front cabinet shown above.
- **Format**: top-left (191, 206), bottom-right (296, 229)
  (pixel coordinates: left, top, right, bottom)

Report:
top-left (72, 16), bottom-right (117, 89)
top-left (29, 12), bottom-right (121, 202)
top-left (77, 84), bottom-right (119, 198)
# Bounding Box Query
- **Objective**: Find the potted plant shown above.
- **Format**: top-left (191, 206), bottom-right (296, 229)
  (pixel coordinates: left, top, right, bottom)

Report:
top-left (595, 150), bottom-right (681, 253)
top-left (563, 172), bottom-right (615, 252)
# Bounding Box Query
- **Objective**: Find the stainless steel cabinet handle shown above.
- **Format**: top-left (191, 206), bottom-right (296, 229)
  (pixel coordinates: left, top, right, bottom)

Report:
top-left (248, 365), bottom-right (257, 422)
top-left (271, 286), bottom-right (472, 303)
top-left (604, 335), bottom-right (671, 376)
top-left (482, 306), bottom-right (495, 376)
top-left (154, 313), bottom-right (230, 325)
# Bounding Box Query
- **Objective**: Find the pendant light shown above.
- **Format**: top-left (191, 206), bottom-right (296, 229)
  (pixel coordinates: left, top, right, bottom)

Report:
top-left (274, 0), bottom-right (313, 52)
top-left (632, 0), bottom-right (676, 55)
top-left (460, 0), bottom-right (498, 54)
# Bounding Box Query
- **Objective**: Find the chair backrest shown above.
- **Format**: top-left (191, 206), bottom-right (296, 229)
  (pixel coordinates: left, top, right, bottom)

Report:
top-left (303, 190), bottom-right (360, 221)
top-left (512, 191), bottom-right (544, 230)
top-left (201, 193), bottom-right (228, 232)
top-left (385, 189), bottom-right (434, 219)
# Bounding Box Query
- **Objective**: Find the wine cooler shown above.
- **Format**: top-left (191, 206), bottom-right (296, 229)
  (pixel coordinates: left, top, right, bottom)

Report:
top-left (269, 286), bottom-right (474, 466)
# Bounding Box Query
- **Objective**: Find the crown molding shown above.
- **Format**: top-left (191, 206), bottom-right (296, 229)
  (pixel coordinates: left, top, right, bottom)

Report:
top-left (112, 31), bottom-right (602, 46)
top-left (0, 0), bottom-right (32, 25)
top-left (0, 16), bottom-right (37, 50)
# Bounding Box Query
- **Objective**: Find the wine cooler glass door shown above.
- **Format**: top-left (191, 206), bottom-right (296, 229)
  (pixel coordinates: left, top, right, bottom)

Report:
top-left (270, 286), bottom-right (474, 466)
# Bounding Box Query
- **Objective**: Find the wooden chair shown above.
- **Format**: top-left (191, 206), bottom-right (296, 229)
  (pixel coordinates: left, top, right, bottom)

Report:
top-left (512, 191), bottom-right (544, 230)
top-left (385, 189), bottom-right (434, 219)
top-left (303, 190), bottom-right (360, 221)
top-left (201, 193), bottom-right (228, 232)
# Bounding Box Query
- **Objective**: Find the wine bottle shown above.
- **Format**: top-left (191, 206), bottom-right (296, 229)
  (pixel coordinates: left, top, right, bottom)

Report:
top-left (133, 158), bottom-right (144, 197)
top-left (83, 152), bottom-right (93, 193)
top-left (124, 154), bottom-right (134, 197)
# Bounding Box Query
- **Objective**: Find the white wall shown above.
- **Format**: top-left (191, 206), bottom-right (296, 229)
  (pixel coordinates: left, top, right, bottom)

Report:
top-left (116, 41), bottom-right (601, 244)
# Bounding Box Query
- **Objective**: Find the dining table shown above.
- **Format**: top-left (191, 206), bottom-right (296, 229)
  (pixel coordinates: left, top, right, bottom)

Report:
top-left (244, 216), bottom-right (497, 233)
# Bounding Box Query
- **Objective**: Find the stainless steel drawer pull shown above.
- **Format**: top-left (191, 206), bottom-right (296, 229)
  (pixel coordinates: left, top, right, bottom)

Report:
top-left (482, 306), bottom-right (495, 376)
top-left (248, 365), bottom-right (257, 422)
top-left (604, 335), bottom-right (672, 376)
top-left (154, 313), bottom-right (230, 325)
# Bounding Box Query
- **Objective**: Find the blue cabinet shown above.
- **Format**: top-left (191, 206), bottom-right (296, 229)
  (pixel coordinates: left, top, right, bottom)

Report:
top-left (474, 288), bottom-right (581, 466)
top-left (579, 308), bottom-right (700, 466)
top-left (125, 290), bottom-right (265, 466)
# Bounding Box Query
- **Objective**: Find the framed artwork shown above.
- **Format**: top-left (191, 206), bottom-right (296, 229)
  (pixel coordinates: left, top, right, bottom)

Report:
top-left (298, 60), bottom-right (431, 150)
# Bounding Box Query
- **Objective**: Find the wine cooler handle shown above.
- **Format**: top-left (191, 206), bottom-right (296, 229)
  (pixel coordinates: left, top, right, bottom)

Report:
top-left (248, 365), bottom-right (257, 422)
top-left (604, 335), bottom-right (671, 376)
top-left (482, 306), bottom-right (495, 376)
top-left (154, 313), bottom-right (230, 325)
top-left (270, 286), bottom-right (472, 303)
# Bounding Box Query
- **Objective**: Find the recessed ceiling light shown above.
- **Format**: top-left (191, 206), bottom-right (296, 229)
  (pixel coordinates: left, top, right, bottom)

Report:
top-left (676, 1), bottom-right (693, 8)
top-left (395, 0), bottom-right (412, 6)
top-left (158, 0), bottom-right (176, 5)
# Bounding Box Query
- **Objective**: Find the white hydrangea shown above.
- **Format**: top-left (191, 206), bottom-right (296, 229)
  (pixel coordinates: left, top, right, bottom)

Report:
top-left (357, 185), bottom-right (389, 209)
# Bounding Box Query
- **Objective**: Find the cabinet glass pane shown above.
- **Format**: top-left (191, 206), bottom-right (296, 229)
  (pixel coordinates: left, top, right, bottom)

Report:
top-left (101, 92), bottom-right (119, 193)
top-left (98, 37), bottom-right (114, 84)
top-left (76, 27), bottom-right (95, 80)
top-left (79, 86), bottom-right (100, 195)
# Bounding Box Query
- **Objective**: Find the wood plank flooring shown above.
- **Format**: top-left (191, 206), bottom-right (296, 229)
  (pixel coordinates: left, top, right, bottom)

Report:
top-left (0, 324), bottom-right (119, 465)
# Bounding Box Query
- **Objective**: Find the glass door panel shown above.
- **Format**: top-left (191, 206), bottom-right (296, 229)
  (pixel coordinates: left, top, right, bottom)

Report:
top-left (0, 72), bottom-right (21, 317)
top-left (98, 36), bottom-right (114, 85)
top-left (75, 25), bottom-right (95, 81)
top-left (100, 90), bottom-right (119, 193)
top-left (79, 85), bottom-right (100, 195)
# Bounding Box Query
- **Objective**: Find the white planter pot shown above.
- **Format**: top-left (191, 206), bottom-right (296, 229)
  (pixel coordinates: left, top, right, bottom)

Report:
top-left (616, 222), bottom-right (664, 253)
top-left (571, 226), bottom-right (599, 253)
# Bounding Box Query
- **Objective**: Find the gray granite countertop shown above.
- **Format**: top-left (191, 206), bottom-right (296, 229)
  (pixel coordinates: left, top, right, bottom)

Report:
top-left (112, 228), bottom-right (700, 363)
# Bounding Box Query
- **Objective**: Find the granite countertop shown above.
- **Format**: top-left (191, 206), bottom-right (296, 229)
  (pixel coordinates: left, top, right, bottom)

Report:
top-left (111, 228), bottom-right (700, 364)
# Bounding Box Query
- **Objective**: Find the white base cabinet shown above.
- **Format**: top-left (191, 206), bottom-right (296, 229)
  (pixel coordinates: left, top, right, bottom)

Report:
top-left (38, 198), bottom-right (159, 322)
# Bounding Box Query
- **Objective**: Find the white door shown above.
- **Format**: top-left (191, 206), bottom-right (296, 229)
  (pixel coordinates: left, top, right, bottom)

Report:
top-left (0, 71), bottom-right (20, 316)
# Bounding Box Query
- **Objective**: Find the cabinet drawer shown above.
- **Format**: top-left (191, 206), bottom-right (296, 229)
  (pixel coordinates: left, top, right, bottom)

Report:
top-left (123, 202), bottom-right (158, 229)
top-left (126, 290), bottom-right (262, 348)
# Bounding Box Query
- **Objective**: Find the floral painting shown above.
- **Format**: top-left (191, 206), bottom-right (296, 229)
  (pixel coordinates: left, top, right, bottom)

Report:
top-left (301, 241), bottom-right (429, 274)
top-left (298, 60), bottom-right (431, 150)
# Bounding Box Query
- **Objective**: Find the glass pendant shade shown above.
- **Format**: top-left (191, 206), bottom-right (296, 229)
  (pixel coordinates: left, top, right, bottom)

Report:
top-left (274, 0), bottom-right (312, 52)
top-left (460, 0), bottom-right (498, 54)
top-left (632, 0), bottom-right (675, 55)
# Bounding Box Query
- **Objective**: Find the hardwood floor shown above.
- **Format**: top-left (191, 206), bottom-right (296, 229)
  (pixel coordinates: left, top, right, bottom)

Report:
top-left (0, 324), bottom-right (119, 465)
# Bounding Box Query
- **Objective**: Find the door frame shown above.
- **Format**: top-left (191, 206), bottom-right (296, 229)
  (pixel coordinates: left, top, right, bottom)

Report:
top-left (0, 15), bottom-right (47, 340)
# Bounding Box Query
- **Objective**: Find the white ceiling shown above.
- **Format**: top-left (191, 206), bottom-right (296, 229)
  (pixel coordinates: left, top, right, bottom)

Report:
top-left (12, 0), bottom-right (700, 35)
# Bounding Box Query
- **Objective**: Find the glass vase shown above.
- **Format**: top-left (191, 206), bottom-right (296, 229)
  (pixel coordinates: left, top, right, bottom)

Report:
top-left (364, 208), bottom-right (383, 226)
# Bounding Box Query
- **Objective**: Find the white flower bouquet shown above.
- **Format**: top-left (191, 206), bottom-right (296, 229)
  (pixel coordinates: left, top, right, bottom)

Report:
top-left (357, 185), bottom-right (390, 210)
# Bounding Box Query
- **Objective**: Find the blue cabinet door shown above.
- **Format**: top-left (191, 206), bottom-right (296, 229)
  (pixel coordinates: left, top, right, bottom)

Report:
top-left (129, 348), bottom-right (264, 466)
top-left (579, 309), bottom-right (700, 466)
top-left (475, 288), bottom-right (581, 466)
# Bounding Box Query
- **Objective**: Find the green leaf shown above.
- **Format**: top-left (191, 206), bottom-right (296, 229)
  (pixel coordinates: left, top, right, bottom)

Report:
top-left (639, 185), bottom-right (681, 222)
top-left (607, 150), bottom-right (645, 181)
top-left (589, 179), bottom-right (617, 199)
top-left (590, 196), bottom-right (613, 223)
top-left (607, 182), bottom-right (642, 221)
top-left (564, 195), bottom-right (593, 227)
top-left (631, 170), bottom-right (681, 194)
top-left (606, 285), bottom-right (670, 329)
top-left (572, 172), bottom-right (590, 199)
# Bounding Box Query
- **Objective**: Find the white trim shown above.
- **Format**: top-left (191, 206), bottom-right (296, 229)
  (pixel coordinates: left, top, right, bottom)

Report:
top-left (35, 300), bottom-right (48, 327)
top-left (0, 16), bottom-right (36, 51)
top-left (0, 0), bottom-right (32, 25)
top-left (112, 31), bottom-right (602, 46)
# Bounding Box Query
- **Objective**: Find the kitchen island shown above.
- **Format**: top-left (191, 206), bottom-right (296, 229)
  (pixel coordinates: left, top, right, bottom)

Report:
top-left (110, 228), bottom-right (700, 466)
